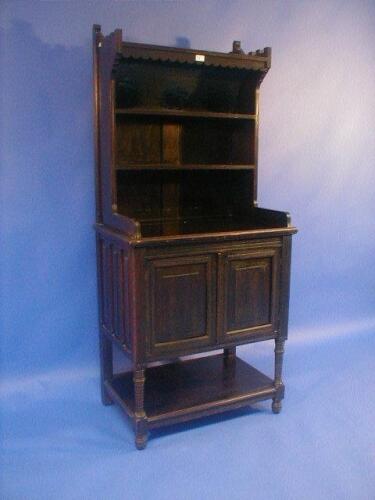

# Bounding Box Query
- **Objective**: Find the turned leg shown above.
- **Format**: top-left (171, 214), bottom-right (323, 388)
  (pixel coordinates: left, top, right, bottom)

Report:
top-left (272, 338), bottom-right (285, 414)
top-left (224, 346), bottom-right (236, 360)
top-left (134, 368), bottom-right (148, 450)
top-left (100, 332), bottom-right (113, 406)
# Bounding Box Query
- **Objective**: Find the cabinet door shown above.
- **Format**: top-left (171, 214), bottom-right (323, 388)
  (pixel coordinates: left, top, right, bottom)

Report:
top-left (218, 247), bottom-right (280, 342)
top-left (146, 254), bottom-right (216, 356)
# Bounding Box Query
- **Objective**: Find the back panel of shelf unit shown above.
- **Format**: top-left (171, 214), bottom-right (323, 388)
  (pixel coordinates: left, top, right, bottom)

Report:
top-left (112, 56), bottom-right (258, 226)
top-left (115, 59), bottom-right (257, 114)
top-left (116, 170), bottom-right (254, 222)
top-left (115, 115), bottom-right (255, 167)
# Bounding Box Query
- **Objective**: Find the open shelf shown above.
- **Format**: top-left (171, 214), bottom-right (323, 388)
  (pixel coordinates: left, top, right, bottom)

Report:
top-left (114, 59), bottom-right (258, 115)
top-left (115, 108), bottom-right (256, 120)
top-left (116, 170), bottom-right (255, 224)
top-left (115, 116), bottom-right (255, 166)
top-left (106, 354), bottom-right (276, 429)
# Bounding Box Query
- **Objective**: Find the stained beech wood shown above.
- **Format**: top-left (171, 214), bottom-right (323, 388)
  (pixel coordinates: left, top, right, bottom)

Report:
top-left (93, 25), bottom-right (297, 449)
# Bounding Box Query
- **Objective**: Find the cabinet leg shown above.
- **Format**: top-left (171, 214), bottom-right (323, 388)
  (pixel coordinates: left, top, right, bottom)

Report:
top-left (272, 399), bottom-right (282, 414)
top-left (100, 332), bottom-right (113, 406)
top-left (272, 338), bottom-right (285, 414)
top-left (224, 347), bottom-right (236, 360)
top-left (134, 368), bottom-right (148, 450)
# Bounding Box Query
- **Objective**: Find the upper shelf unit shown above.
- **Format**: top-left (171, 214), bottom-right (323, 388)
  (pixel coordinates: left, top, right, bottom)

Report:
top-left (112, 42), bottom-right (271, 116)
top-left (94, 25), bottom-right (273, 233)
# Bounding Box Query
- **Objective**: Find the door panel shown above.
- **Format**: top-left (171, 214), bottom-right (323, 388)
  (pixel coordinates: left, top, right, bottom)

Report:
top-left (227, 257), bottom-right (271, 330)
top-left (219, 248), bottom-right (279, 342)
top-left (147, 254), bottom-right (216, 355)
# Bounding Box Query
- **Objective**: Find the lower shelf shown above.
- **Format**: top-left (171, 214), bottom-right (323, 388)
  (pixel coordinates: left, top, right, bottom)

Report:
top-left (105, 354), bottom-right (278, 429)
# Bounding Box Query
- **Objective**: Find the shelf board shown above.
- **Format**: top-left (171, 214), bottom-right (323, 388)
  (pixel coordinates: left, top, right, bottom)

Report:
top-left (116, 163), bottom-right (255, 171)
top-left (107, 354), bottom-right (276, 429)
top-left (139, 215), bottom-right (270, 238)
top-left (115, 107), bottom-right (256, 120)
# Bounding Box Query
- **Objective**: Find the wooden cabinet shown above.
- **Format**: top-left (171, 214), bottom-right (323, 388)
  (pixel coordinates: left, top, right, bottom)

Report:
top-left (93, 25), bottom-right (297, 449)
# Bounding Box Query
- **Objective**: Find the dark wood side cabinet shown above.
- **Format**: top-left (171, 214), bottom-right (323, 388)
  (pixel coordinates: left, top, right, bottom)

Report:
top-left (92, 25), bottom-right (297, 449)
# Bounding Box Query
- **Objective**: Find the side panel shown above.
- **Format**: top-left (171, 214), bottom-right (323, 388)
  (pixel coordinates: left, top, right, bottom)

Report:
top-left (94, 27), bottom-right (139, 237)
top-left (278, 235), bottom-right (292, 340)
top-left (97, 232), bottom-right (131, 352)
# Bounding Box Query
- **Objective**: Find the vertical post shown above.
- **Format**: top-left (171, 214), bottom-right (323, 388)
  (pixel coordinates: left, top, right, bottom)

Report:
top-left (272, 338), bottom-right (285, 413)
top-left (253, 85), bottom-right (260, 206)
top-left (92, 24), bottom-right (103, 223)
top-left (272, 235), bottom-right (292, 414)
top-left (94, 26), bottom-right (113, 406)
top-left (134, 368), bottom-right (148, 449)
top-left (224, 347), bottom-right (236, 360)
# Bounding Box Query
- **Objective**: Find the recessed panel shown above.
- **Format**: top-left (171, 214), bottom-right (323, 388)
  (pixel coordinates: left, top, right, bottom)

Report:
top-left (148, 255), bottom-right (215, 354)
top-left (227, 257), bottom-right (272, 331)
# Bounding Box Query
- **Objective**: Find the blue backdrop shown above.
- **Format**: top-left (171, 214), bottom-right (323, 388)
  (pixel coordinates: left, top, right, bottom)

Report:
top-left (1, 1), bottom-right (374, 499)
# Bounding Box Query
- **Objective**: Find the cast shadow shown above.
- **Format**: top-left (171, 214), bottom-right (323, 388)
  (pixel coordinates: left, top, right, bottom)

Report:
top-left (175, 36), bottom-right (191, 48)
top-left (150, 404), bottom-right (267, 441)
top-left (0, 19), bottom-right (98, 374)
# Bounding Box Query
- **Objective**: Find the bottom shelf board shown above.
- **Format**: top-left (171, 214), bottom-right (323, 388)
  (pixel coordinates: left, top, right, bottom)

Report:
top-left (107, 354), bottom-right (276, 428)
